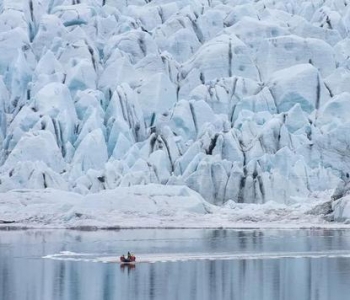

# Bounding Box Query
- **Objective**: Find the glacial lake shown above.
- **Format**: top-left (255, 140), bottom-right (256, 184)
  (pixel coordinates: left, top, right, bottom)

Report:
top-left (1, 229), bottom-right (350, 300)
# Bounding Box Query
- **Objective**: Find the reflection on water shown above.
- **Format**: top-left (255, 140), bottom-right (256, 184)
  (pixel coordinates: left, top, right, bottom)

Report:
top-left (1, 229), bottom-right (350, 300)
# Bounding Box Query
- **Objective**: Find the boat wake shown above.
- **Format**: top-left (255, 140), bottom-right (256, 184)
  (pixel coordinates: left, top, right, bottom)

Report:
top-left (43, 250), bottom-right (350, 264)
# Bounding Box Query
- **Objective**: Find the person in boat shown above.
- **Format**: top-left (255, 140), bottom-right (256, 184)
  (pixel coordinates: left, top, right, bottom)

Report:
top-left (127, 251), bottom-right (131, 259)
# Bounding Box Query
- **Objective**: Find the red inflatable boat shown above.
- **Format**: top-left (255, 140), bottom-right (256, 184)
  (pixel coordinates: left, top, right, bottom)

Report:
top-left (120, 255), bottom-right (136, 263)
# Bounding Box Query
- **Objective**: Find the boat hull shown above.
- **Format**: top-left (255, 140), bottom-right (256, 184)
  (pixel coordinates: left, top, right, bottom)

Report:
top-left (120, 256), bottom-right (136, 263)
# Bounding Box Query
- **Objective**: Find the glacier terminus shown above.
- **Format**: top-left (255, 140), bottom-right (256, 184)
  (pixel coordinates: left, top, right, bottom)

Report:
top-left (1, 0), bottom-right (350, 227)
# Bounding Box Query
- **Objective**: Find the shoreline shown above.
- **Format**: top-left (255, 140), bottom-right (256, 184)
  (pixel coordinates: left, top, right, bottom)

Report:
top-left (1, 222), bottom-right (350, 231)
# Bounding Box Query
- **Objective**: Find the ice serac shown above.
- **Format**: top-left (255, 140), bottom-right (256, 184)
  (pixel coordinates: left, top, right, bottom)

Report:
top-left (325, 67), bottom-right (350, 96)
top-left (316, 93), bottom-right (350, 131)
top-left (228, 17), bottom-right (289, 51)
top-left (257, 35), bottom-right (336, 80)
top-left (170, 100), bottom-right (197, 141)
top-left (31, 50), bottom-right (65, 96)
top-left (74, 108), bottom-right (105, 149)
top-left (190, 77), bottom-right (261, 117)
top-left (1, 0), bottom-right (350, 219)
top-left (180, 33), bottom-right (260, 98)
top-left (32, 15), bottom-right (66, 56)
top-left (105, 84), bottom-right (146, 147)
top-left (149, 150), bottom-right (171, 184)
top-left (0, 161), bottom-right (67, 192)
top-left (137, 72), bottom-right (177, 126)
top-left (74, 89), bottom-right (105, 121)
top-left (268, 64), bottom-right (330, 113)
top-left (30, 82), bottom-right (78, 156)
top-left (52, 4), bottom-right (96, 27)
top-left (0, 28), bottom-right (31, 74)
top-left (99, 56), bottom-right (138, 93)
top-left (104, 30), bottom-right (157, 65)
top-left (71, 129), bottom-right (108, 178)
top-left (2, 130), bottom-right (65, 173)
top-left (333, 194), bottom-right (350, 223)
top-left (65, 58), bottom-right (97, 95)
top-left (153, 5), bottom-right (202, 63)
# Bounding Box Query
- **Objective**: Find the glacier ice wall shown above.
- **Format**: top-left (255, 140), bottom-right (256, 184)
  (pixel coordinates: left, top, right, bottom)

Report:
top-left (0, 0), bottom-right (349, 205)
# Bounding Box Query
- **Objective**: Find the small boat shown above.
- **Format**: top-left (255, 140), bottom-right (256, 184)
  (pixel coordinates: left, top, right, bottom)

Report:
top-left (120, 255), bottom-right (136, 263)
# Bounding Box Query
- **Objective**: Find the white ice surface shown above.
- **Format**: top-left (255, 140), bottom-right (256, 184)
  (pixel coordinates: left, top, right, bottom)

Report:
top-left (0, 185), bottom-right (346, 229)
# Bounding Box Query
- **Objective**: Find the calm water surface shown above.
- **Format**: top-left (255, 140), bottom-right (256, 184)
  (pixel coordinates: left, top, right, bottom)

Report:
top-left (1, 229), bottom-right (350, 300)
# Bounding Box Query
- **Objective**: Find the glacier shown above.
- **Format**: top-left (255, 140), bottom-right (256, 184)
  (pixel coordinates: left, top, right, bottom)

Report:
top-left (1, 0), bottom-right (350, 226)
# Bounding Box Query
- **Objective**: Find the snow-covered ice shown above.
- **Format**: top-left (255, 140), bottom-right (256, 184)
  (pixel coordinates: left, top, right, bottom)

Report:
top-left (0, 186), bottom-right (345, 229)
top-left (1, 0), bottom-right (350, 226)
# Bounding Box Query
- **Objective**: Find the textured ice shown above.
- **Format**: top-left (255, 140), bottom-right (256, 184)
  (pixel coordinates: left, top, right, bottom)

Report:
top-left (0, 0), bottom-right (350, 225)
top-left (0, 186), bottom-right (338, 228)
top-left (268, 64), bottom-right (330, 113)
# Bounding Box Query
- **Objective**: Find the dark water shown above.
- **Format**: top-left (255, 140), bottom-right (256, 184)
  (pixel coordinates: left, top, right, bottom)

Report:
top-left (1, 229), bottom-right (350, 300)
